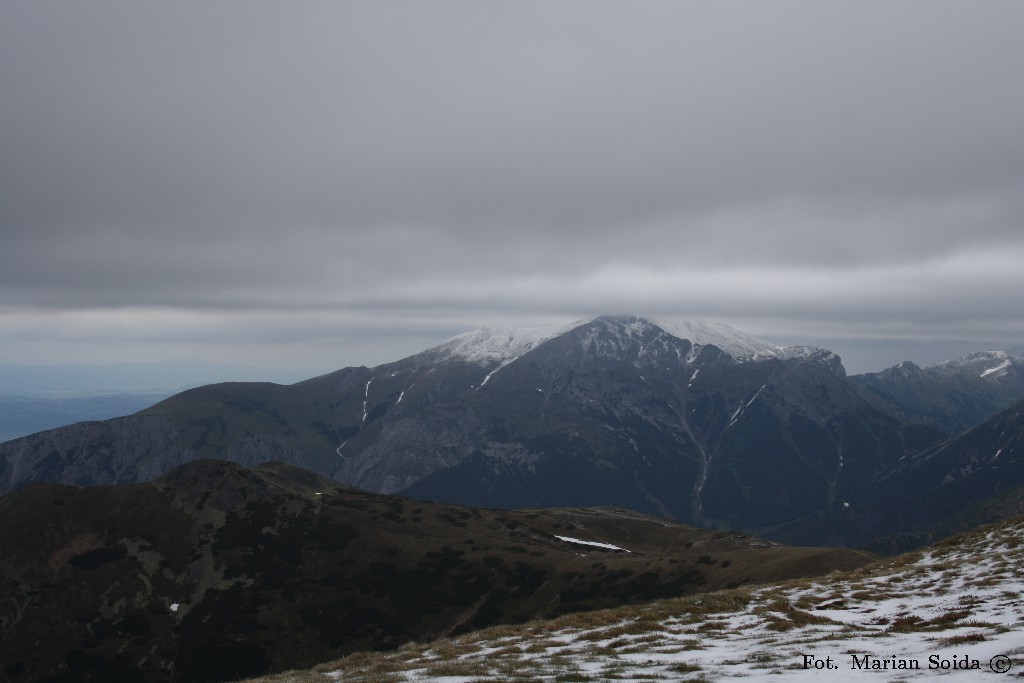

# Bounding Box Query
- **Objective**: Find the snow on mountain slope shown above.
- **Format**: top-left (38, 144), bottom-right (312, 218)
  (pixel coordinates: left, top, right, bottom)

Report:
top-left (257, 519), bottom-right (1024, 682)
top-left (422, 320), bottom-right (590, 387)
top-left (652, 318), bottom-right (785, 360)
top-left (981, 358), bottom-right (1012, 378)
top-left (647, 318), bottom-right (841, 368)
top-left (424, 321), bottom-right (588, 366)
top-left (430, 316), bottom-right (832, 369)
top-left (932, 350), bottom-right (1020, 381)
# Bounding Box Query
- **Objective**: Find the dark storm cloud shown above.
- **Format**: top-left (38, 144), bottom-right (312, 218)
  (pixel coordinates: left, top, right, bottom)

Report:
top-left (1, 1), bottom-right (1023, 371)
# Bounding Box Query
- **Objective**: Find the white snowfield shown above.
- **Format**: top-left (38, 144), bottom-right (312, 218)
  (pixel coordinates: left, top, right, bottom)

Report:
top-left (305, 519), bottom-right (1024, 682)
top-left (553, 535), bottom-right (631, 553)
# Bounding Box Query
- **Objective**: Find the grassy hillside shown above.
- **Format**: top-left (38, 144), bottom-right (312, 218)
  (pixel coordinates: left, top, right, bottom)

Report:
top-left (0, 460), bottom-right (871, 683)
top-left (242, 517), bottom-right (1024, 682)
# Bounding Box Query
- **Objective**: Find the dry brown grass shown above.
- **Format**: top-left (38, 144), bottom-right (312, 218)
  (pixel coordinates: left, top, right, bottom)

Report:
top-left (752, 598), bottom-right (841, 632)
top-left (425, 638), bottom-right (483, 660)
top-left (241, 673), bottom-right (339, 683)
top-left (420, 658), bottom-right (492, 677)
top-left (695, 619), bottom-right (731, 632)
top-left (938, 632), bottom-right (988, 646)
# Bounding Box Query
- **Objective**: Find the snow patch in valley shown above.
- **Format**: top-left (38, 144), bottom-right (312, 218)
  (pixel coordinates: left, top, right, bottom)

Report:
top-left (727, 385), bottom-right (766, 429)
top-left (746, 384), bottom-right (766, 407)
top-left (361, 377), bottom-right (373, 423)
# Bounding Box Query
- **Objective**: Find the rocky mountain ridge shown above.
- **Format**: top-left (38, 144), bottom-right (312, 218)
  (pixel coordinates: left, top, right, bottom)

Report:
top-left (851, 349), bottom-right (1024, 433)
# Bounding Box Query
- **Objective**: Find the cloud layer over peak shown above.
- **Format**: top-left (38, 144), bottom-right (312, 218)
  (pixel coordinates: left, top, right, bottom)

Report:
top-left (2, 1), bottom-right (1022, 375)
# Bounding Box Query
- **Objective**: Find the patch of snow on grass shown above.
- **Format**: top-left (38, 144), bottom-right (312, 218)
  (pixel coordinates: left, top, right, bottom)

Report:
top-left (554, 535), bottom-right (631, 552)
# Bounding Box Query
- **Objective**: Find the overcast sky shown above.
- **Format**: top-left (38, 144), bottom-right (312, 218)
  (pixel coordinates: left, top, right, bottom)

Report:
top-left (2, 1), bottom-right (1023, 378)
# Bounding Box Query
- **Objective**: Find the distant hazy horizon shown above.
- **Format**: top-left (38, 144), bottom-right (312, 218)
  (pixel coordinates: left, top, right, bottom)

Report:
top-left (0, 322), bottom-right (1015, 395)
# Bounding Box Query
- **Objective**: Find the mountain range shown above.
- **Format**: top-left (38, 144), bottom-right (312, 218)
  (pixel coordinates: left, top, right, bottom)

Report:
top-left (2, 315), bottom-right (1023, 550)
top-left (850, 350), bottom-right (1024, 433)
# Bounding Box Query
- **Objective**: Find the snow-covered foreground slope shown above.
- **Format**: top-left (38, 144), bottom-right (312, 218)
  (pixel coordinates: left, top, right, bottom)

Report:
top-left (251, 519), bottom-right (1024, 682)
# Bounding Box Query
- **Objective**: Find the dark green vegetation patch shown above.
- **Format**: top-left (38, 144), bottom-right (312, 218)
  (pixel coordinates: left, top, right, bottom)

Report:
top-left (0, 460), bottom-right (871, 683)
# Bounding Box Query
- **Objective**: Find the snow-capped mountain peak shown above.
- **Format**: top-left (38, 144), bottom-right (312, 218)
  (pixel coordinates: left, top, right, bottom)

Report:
top-left (427, 316), bottom-right (840, 371)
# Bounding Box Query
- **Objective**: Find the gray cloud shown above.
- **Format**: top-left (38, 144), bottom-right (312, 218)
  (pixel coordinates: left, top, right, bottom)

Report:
top-left (2, 1), bottom-right (1023, 374)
